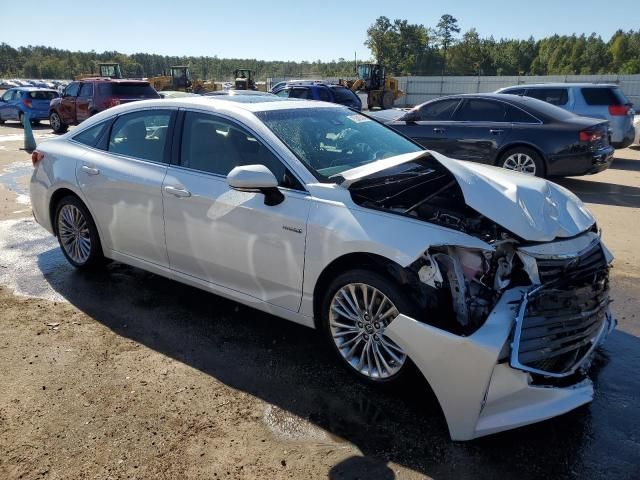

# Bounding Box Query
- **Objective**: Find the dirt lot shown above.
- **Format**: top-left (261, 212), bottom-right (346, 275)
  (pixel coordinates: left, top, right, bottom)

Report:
top-left (0, 121), bottom-right (639, 479)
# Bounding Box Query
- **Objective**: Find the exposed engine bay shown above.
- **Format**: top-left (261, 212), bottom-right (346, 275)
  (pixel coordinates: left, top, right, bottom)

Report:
top-left (347, 153), bottom-right (604, 337)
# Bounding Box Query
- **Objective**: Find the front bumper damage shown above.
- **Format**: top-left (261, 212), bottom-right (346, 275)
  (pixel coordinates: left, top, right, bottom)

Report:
top-left (386, 287), bottom-right (616, 441)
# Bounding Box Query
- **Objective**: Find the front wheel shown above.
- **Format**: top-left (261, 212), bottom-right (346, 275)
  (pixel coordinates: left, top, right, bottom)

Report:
top-left (321, 269), bottom-right (417, 385)
top-left (49, 111), bottom-right (68, 134)
top-left (498, 147), bottom-right (545, 177)
top-left (55, 196), bottom-right (105, 269)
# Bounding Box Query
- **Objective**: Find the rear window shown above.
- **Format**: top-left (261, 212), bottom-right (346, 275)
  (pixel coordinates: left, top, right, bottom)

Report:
top-left (73, 120), bottom-right (110, 147)
top-left (98, 83), bottom-right (159, 98)
top-left (28, 91), bottom-right (58, 100)
top-left (581, 87), bottom-right (629, 106)
top-left (525, 88), bottom-right (568, 106)
top-left (517, 96), bottom-right (575, 121)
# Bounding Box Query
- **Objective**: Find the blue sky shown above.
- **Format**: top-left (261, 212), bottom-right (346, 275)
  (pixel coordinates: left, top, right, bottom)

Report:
top-left (2, 0), bottom-right (636, 61)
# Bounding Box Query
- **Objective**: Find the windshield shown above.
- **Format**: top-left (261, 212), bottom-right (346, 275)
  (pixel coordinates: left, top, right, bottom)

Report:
top-left (255, 107), bottom-right (422, 180)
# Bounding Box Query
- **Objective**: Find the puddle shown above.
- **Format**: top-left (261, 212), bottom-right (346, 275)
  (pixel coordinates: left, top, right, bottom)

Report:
top-left (263, 405), bottom-right (340, 443)
top-left (0, 160), bottom-right (32, 199)
top-left (0, 218), bottom-right (70, 302)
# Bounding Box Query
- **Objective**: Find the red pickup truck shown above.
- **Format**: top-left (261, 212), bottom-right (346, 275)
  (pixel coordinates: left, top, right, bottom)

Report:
top-left (49, 78), bottom-right (160, 133)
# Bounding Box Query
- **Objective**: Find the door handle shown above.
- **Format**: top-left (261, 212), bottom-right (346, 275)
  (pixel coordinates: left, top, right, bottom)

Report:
top-left (81, 165), bottom-right (100, 175)
top-left (433, 127), bottom-right (446, 134)
top-left (163, 185), bottom-right (192, 198)
top-left (490, 129), bottom-right (504, 135)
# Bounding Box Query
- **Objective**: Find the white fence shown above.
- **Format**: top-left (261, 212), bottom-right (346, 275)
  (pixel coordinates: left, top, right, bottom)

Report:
top-left (394, 74), bottom-right (640, 107)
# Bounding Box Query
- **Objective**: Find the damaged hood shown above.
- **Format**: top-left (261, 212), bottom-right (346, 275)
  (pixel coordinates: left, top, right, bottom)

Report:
top-left (338, 151), bottom-right (595, 242)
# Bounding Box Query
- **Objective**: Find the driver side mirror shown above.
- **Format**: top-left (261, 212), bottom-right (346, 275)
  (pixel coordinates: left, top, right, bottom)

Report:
top-left (227, 164), bottom-right (285, 206)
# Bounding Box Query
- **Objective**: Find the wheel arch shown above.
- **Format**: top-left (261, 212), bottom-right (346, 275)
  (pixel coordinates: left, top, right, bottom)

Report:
top-left (495, 142), bottom-right (547, 168)
top-left (312, 252), bottom-right (414, 330)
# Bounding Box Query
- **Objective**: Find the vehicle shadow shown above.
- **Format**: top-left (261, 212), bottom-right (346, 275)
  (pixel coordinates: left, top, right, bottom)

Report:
top-left (608, 157), bottom-right (640, 172)
top-left (0, 121), bottom-right (51, 131)
top-left (554, 177), bottom-right (640, 208)
top-left (37, 254), bottom-right (640, 479)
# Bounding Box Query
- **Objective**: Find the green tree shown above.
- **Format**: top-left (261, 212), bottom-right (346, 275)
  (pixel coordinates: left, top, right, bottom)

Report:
top-left (434, 14), bottom-right (460, 74)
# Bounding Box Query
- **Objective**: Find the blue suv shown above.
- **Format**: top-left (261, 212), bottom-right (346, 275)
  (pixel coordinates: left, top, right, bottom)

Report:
top-left (496, 83), bottom-right (635, 149)
top-left (0, 87), bottom-right (59, 126)
top-left (273, 83), bottom-right (362, 111)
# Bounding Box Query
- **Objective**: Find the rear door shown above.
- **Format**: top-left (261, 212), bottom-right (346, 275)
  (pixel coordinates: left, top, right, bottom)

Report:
top-left (448, 98), bottom-right (512, 163)
top-left (391, 98), bottom-right (461, 155)
top-left (59, 82), bottom-right (80, 124)
top-left (76, 108), bottom-right (175, 266)
top-left (76, 82), bottom-right (94, 122)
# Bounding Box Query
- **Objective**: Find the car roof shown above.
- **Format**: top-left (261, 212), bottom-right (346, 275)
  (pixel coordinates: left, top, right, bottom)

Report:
top-left (499, 83), bottom-right (619, 89)
top-left (13, 86), bottom-right (58, 92)
top-left (75, 78), bottom-right (150, 84)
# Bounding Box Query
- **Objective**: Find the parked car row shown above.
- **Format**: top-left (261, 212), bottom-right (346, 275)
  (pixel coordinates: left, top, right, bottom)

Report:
top-left (371, 93), bottom-right (614, 177)
top-left (30, 95), bottom-right (616, 441)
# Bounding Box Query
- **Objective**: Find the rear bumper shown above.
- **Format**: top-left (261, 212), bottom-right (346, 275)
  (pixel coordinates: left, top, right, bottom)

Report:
top-left (25, 109), bottom-right (50, 121)
top-left (611, 124), bottom-right (635, 149)
top-left (385, 287), bottom-right (615, 441)
top-left (548, 145), bottom-right (614, 176)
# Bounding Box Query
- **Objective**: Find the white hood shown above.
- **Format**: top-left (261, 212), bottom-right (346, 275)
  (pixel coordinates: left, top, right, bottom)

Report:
top-left (338, 151), bottom-right (595, 242)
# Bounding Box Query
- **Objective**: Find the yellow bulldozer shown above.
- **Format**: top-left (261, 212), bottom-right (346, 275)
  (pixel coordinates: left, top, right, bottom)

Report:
top-left (341, 63), bottom-right (403, 110)
top-left (148, 66), bottom-right (218, 94)
top-left (75, 62), bottom-right (123, 80)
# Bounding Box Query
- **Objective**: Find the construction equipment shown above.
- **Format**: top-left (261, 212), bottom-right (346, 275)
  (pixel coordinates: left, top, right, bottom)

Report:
top-left (234, 69), bottom-right (257, 90)
top-left (148, 66), bottom-right (218, 94)
top-left (75, 63), bottom-right (123, 80)
top-left (341, 63), bottom-right (403, 110)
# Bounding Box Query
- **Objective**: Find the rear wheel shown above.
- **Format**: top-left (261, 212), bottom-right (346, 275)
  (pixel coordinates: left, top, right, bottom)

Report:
top-left (54, 196), bottom-right (105, 269)
top-left (18, 112), bottom-right (24, 127)
top-left (49, 111), bottom-right (68, 134)
top-left (498, 147), bottom-right (545, 177)
top-left (382, 91), bottom-right (394, 109)
top-left (321, 269), bottom-right (417, 385)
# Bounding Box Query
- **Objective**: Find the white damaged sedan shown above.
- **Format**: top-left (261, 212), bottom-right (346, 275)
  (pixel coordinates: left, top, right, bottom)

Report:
top-left (30, 96), bottom-right (615, 441)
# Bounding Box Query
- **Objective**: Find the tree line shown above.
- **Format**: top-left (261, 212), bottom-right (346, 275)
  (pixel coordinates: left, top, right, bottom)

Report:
top-left (366, 15), bottom-right (640, 76)
top-left (1, 15), bottom-right (639, 80)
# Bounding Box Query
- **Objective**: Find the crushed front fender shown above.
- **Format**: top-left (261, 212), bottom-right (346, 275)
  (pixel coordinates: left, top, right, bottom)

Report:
top-left (385, 287), bottom-right (610, 441)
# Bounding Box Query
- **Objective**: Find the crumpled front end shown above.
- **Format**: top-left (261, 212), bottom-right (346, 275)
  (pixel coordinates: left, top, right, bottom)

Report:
top-left (385, 231), bottom-right (615, 441)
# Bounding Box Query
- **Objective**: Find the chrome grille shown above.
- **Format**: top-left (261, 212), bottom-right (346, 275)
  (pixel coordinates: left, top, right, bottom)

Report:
top-left (511, 240), bottom-right (611, 377)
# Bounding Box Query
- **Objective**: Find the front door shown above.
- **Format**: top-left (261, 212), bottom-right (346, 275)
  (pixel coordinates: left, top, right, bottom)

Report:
top-left (59, 82), bottom-right (80, 124)
top-left (162, 111), bottom-right (310, 312)
top-left (77, 109), bottom-right (175, 266)
top-left (76, 82), bottom-right (94, 122)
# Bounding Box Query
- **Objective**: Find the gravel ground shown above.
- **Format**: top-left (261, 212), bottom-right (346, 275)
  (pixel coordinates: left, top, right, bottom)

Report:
top-left (0, 121), bottom-right (638, 479)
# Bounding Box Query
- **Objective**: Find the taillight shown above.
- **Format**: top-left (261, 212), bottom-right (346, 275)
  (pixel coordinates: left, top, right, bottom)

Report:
top-left (106, 97), bottom-right (121, 108)
top-left (579, 130), bottom-right (603, 143)
top-left (608, 104), bottom-right (630, 116)
top-left (22, 98), bottom-right (33, 108)
top-left (31, 150), bottom-right (44, 167)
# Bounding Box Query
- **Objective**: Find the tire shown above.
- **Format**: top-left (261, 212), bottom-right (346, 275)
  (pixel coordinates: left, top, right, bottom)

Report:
top-left (54, 195), bottom-right (105, 269)
top-left (381, 91), bottom-right (394, 109)
top-left (320, 269), bottom-right (419, 386)
top-left (498, 147), bottom-right (545, 177)
top-left (18, 112), bottom-right (24, 127)
top-left (49, 111), bottom-right (68, 134)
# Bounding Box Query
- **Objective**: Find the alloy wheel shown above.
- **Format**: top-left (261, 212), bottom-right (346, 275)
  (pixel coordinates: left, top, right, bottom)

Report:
top-left (502, 152), bottom-right (537, 175)
top-left (50, 113), bottom-right (61, 131)
top-left (329, 283), bottom-right (406, 380)
top-left (57, 204), bottom-right (92, 264)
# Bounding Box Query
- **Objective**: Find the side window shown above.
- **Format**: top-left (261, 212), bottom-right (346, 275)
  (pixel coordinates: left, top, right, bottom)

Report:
top-left (581, 87), bottom-right (622, 106)
top-left (78, 83), bottom-right (94, 97)
top-left (454, 99), bottom-right (507, 122)
top-left (64, 83), bottom-right (80, 97)
top-left (275, 89), bottom-right (290, 98)
top-left (525, 88), bottom-right (568, 106)
top-left (180, 112), bottom-right (302, 189)
top-left (289, 88), bottom-right (311, 99)
top-left (317, 87), bottom-right (331, 102)
top-left (418, 99), bottom-right (460, 121)
top-left (506, 105), bottom-right (539, 123)
top-left (73, 120), bottom-right (110, 147)
top-left (108, 110), bottom-right (172, 163)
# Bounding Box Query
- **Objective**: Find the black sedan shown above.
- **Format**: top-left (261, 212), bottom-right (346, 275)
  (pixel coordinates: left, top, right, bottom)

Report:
top-left (372, 94), bottom-right (614, 177)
